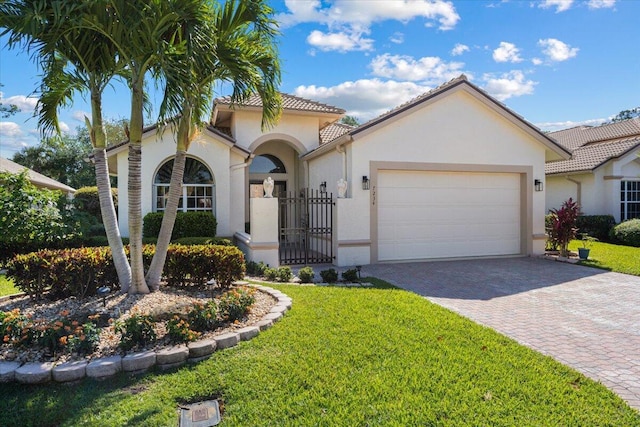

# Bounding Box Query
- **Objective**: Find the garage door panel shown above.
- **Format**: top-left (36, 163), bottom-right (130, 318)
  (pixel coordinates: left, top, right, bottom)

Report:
top-left (377, 170), bottom-right (521, 261)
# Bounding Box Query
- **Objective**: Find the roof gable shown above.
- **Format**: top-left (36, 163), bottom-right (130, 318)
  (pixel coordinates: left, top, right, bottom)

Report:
top-left (306, 75), bottom-right (570, 161)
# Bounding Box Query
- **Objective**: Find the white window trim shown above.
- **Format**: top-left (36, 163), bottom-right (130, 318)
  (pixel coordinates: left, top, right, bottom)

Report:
top-left (154, 183), bottom-right (216, 215)
top-left (621, 180), bottom-right (640, 221)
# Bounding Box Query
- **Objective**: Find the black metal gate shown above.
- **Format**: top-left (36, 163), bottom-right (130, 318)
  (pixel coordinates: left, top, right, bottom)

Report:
top-left (279, 188), bottom-right (334, 265)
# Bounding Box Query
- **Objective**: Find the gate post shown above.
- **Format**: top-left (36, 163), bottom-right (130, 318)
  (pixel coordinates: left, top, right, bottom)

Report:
top-left (246, 198), bottom-right (280, 267)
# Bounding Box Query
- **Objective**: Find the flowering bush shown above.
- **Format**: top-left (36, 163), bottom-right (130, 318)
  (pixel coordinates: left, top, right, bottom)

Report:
top-left (218, 287), bottom-right (256, 322)
top-left (114, 313), bottom-right (157, 351)
top-left (187, 302), bottom-right (218, 332)
top-left (166, 316), bottom-right (201, 343)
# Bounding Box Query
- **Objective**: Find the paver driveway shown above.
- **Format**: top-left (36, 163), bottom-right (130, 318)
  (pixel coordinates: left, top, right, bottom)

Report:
top-left (361, 257), bottom-right (640, 410)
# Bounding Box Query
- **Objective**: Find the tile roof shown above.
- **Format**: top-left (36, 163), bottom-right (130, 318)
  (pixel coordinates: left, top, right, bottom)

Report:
top-left (214, 92), bottom-right (345, 115)
top-left (549, 118), bottom-right (640, 151)
top-left (0, 157), bottom-right (76, 193)
top-left (320, 122), bottom-right (354, 144)
top-left (546, 118), bottom-right (640, 174)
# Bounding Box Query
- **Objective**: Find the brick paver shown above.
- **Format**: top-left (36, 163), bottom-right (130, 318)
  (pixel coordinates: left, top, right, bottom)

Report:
top-left (362, 257), bottom-right (640, 410)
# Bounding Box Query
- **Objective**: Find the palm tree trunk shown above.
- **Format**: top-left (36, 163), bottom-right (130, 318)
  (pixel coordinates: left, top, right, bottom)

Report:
top-left (90, 89), bottom-right (132, 292)
top-left (146, 149), bottom-right (187, 289)
top-left (127, 77), bottom-right (149, 294)
top-left (93, 148), bottom-right (131, 290)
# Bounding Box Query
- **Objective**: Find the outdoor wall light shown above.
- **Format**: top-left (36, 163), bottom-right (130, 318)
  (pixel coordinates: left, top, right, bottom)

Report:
top-left (362, 176), bottom-right (370, 190)
top-left (320, 181), bottom-right (327, 193)
top-left (534, 179), bottom-right (543, 192)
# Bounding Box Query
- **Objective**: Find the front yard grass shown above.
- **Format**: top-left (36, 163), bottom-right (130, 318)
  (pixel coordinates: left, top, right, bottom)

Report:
top-left (0, 274), bottom-right (17, 297)
top-left (569, 240), bottom-right (640, 276)
top-left (0, 280), bottom-right (637, 426)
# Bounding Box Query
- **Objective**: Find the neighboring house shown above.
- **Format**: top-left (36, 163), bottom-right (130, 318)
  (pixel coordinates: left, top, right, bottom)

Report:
top-left (545, 118), bottom-right (640, 222)
top-left (108, 75), bottom-right (569, 266)
top-left (0, 157), bottom-right (76, 196)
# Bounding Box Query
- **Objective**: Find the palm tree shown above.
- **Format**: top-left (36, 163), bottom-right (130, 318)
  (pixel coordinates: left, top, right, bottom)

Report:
top-left (0, 0), bottom-right (133, 290)
top-left (144, 0), bottom-right (282, 289)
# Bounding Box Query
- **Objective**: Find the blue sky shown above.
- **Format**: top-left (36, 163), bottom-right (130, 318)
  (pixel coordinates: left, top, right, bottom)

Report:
top-left (1, 0), bottom-right (639, 158)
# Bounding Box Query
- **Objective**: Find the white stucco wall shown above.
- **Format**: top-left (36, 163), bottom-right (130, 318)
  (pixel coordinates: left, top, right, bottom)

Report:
top-left (115, 129), bottom-right (238, 237)
top-left (310, 88), bottom-right (551, 261)
top-left (546, 149), bottom-right (640, 222)
top-left (232, 110), bottom-right (321, 153)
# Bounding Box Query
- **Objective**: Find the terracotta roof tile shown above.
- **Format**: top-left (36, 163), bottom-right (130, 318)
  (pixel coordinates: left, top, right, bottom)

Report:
top-left (215, 92), bottom-right (345, 115)
top-left (320, 122), bottom-right (354, 144)
top-left (545, 136), bottom-right (640, 175)
top-left (546, 118), bottom-right (640, 174)
top-left (549, 118), bottom-right (640, 151)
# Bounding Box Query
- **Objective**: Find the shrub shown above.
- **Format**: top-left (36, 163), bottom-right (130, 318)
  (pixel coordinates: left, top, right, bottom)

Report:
top-left (548, 198), bottom-right (580, 256)
top-left (172, 236), bottom-right (233, 246)
top-left (298, 266), bottom-right (315, 283)
top-left (575, 215), bottom-right (616, 242)
top-left (114, 313), bottom-right (157, 351)
top-left (0, 171), bottom-right (76, 262)
top-left (164, 244), bottom-right (245, 289)
top-left (246, 261), bottom-right (268, 276)
top-left (73, 186), bottom-right (117, 221)
top-left (320, 268), bottom-right (338, 283)
top-left (264, 267), bottom-right (278, 282)
top-left (277, 266), bottom-right (293, 283)
top-left (218, 287), bottom-right (256, 322)
top-left (187, 302), bottom-right (218, 332)
top-left (342, 269), bottom-right (359, 283)
top-left (166, 316), bottom-right (201, 343)
top-left (143, 211), bottom-right (217, 239)
top-left (610, 219), bottom-right (640, 247)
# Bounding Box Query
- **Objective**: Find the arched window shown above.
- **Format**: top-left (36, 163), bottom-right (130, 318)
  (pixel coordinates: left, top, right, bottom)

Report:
top-left (249, 154), bottom-right (286, 174)
top-left (154, 157), bottom-right (215, 213)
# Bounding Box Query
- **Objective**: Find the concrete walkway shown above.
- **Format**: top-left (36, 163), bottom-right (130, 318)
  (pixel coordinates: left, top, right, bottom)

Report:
top-left (361, 257), bottom-right (640, 410)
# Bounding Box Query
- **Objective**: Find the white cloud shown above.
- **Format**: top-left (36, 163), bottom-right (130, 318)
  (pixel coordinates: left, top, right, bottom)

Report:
top-left (587, 0), bottom-right (616, 9)
top-left (532, 57), bottom-right (543, 65)
top-left (0, 93), bottom-right (39, 113)
top-left (389, 32), bottom-right (404, 44)
top-left (0, 121), bottom-right (38, 157)
top-left (72, 110), bottom-right (90, 122)
top-left (307, 29), bottom-right (374, 52)
top-left (451, 43), bottom-right (470, 56)
top-left (537, 0), bottom-right (573, 12)
top-left (294, 79), bottom-right (432, 122)
top-left (538, 38), bottom-right (579, 62)
top-left (369, 54), bottom-right (466, 84)
top-left (59, 122), bottom-right (70, 133)
top-left (535, 118), bottom-right (605, 132)
top-left (278, 0), bottom-right (459, 52)
top-left (482, 71), bottom-right (536, 101)
top-left (492, 42), bottom-right (523, 63)
top-left (278, 0), bottom-right (460, 31)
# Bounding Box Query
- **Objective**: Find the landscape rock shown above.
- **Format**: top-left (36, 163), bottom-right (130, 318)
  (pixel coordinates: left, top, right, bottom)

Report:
top-left (122, 351), bottom-right (156, 373)
top-left (86, 355), bottom-right (122, 379)
top-left (0, 361), bottom-right (21, 383)
top-left (15, 362), bottom-right (53, 384)
top-left (52, 360), bottom-right (87, 383)
top-left (188, 339), bottom-right (216, 358)
top-left (237, 326), bottom-right (260, 341)
top-left (214, 332), bottom-right (240, 349)
top-left (156, 346), bottom-right (189, 366)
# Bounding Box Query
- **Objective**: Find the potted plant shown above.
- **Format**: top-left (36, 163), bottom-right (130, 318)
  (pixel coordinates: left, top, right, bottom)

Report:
top-left (578, 234), bottom-right (597, 260)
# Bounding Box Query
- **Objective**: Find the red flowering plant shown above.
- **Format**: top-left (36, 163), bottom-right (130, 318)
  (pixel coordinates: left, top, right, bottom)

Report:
top-left (548, 198), bottom-right (580, 257)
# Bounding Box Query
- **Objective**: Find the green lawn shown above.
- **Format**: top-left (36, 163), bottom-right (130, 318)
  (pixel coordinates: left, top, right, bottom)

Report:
top-left (0, 280), bottom-right (637, 426)
top-left (0, 274), bottom-right (18, 297)
top-left (569, 240), bottom-right (640, 276)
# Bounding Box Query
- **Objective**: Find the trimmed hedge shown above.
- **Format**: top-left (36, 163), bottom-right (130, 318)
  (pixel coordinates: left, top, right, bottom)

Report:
top-left (575, 215), bottom-right (616, 241)
top-left (172, 236), bottom-right (233, 246)
top-left (143, 211), bottom-right (217, 239)
top-left (610, 219), bottom-right (640, 247)
top-left (73, 186), bottom-right (118, 220)
top-left (5, 244), bottom-right (245, 300)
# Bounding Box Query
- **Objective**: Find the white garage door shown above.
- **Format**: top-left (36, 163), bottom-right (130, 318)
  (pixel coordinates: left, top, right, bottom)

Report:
top-left (377, 170), bottom-right (521, 261)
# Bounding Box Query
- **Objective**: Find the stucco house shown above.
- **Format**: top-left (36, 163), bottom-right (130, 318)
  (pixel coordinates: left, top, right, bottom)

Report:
top-left (545, 118), bottom-right (640, 222)
top-left (0, 156), bottom-right (76, 196)
top-left (107, 75), bottom-right (570, 266)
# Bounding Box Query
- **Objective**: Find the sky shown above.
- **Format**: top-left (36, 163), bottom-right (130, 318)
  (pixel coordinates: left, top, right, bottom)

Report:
top-left (1, 0), bottom-right (639, 158)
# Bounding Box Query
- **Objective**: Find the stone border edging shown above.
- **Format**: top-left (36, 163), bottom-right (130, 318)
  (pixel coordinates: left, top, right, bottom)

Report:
top-left (0, 285), bottom-right (291, 384)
